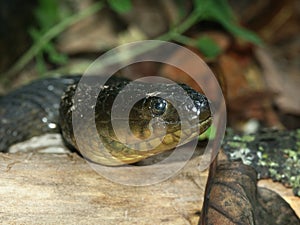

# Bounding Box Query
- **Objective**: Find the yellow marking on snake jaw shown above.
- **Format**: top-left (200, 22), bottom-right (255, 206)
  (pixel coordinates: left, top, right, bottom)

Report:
top-left (174, 130), bottom-right (181, 138)
top-left (138, 142), bottom-right (150, 150)
top-left (147, 138), bottom-right (163, 149)
top-left (162, 134), bottom-right (175, 145)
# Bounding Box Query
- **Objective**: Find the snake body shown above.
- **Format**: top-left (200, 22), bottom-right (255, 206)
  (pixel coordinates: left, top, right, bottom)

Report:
top-left (0, 76), bottom-right (80, 152)
top-left (1, 75), bottom-right (299, 224)
top-left (0, 75), bottom-right (212, 165)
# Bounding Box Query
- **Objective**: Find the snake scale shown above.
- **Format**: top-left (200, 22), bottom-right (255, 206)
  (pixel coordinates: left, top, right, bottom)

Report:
top-left (0, 75), bottom-right (212, 165)
top-left (1, 75), bottom-right (299, 224)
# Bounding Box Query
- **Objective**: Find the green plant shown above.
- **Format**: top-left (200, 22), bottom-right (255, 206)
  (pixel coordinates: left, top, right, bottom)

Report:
top-left (2, 0), bottom-right (261, 81)
top-left (107, 0), bottom-right (132, 13)
top-left (170, 0), bottom-right (262, 58)
top-left (194, 0), bottom-right (261, 44)
top-left (1, 2), bottom-right (103, 82)
top-left (29, 0), bottom-right (69, 74)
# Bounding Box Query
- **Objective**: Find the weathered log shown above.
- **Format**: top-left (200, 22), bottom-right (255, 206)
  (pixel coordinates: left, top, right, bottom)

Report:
top-left (0, 151), bottom-right (208, 225)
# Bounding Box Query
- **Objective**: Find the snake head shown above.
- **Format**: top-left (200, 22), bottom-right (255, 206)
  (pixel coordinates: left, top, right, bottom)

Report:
top-left (126, 83), bottom-right (212, 153)
top-left (61, 76), bottom-right (212, 165)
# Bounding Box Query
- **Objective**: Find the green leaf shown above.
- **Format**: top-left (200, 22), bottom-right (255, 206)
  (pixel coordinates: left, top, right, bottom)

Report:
top-left (108, 0), bottom-right (132, 13)
top-left (193, 0), bottom-right (262, 45)
top-left (196, 36), bottom-right (222, 58)
top-left (44, 43), bottom-right (68, 64)
top-left (34, 0), bottom-right (60, 30)
top-left (205, 3), bottom-right (262, 44)
top-left (199, 125), bottom-right (216, 140)
top-left (210, 0), bottom-right (235, 20)
top-left (193, 0), bottom-right (235, 21)
top-left (193, 0), bottom-right (209, 10)
top-left (29, 27), bottom-right (68, 65)
top-left (28, 27), bottom-right (41, 41)
top-left (224, 22), bottom-right (262, 45)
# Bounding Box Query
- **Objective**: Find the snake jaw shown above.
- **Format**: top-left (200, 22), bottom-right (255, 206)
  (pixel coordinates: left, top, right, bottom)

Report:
top-left (199, 115), bottom-right (213, 134)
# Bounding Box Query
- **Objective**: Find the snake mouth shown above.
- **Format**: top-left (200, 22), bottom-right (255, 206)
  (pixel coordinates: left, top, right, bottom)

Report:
top-left (199, 115), bottom-right (212, 134)
top-left (83, 114), bottom-right (214, 166)
top-left (197, 97), bottom-right (212, 134)
top-left (178, 115), bottom-right (212, 145)
top-left (111, 101), bottom-right (213, 149)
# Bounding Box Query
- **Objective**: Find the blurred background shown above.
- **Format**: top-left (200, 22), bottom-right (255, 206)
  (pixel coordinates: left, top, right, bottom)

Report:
top-left (0, 0), bottom-right (299, 131)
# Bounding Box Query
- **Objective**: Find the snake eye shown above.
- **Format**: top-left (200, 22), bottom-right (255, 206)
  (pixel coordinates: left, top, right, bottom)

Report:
top-left (150, 98), bottom-right (167, 117)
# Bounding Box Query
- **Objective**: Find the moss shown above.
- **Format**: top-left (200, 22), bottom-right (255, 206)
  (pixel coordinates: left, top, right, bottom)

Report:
top-left (222, 128), bottom-right (300, 196)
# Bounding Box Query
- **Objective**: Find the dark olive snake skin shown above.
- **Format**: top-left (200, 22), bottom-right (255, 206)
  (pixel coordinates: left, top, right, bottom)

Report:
top-left (0, 76), bottom-right (80, 152)
top-left (0, 75), bottom-right (212, 165)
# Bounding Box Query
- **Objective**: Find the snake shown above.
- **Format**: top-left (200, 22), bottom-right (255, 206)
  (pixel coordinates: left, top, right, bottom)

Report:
top-left (1, 75), bottom-right (299, 224)
top-left (0, 75), bottom-right (212, 166)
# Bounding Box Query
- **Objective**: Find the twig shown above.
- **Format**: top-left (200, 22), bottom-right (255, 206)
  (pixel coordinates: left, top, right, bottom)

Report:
top-left (1, 6), bottom-right (202, 82)
top-left (77, 9), bottom-right (204, 72)
top-left (1, 2), bottom-right (104, 83)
